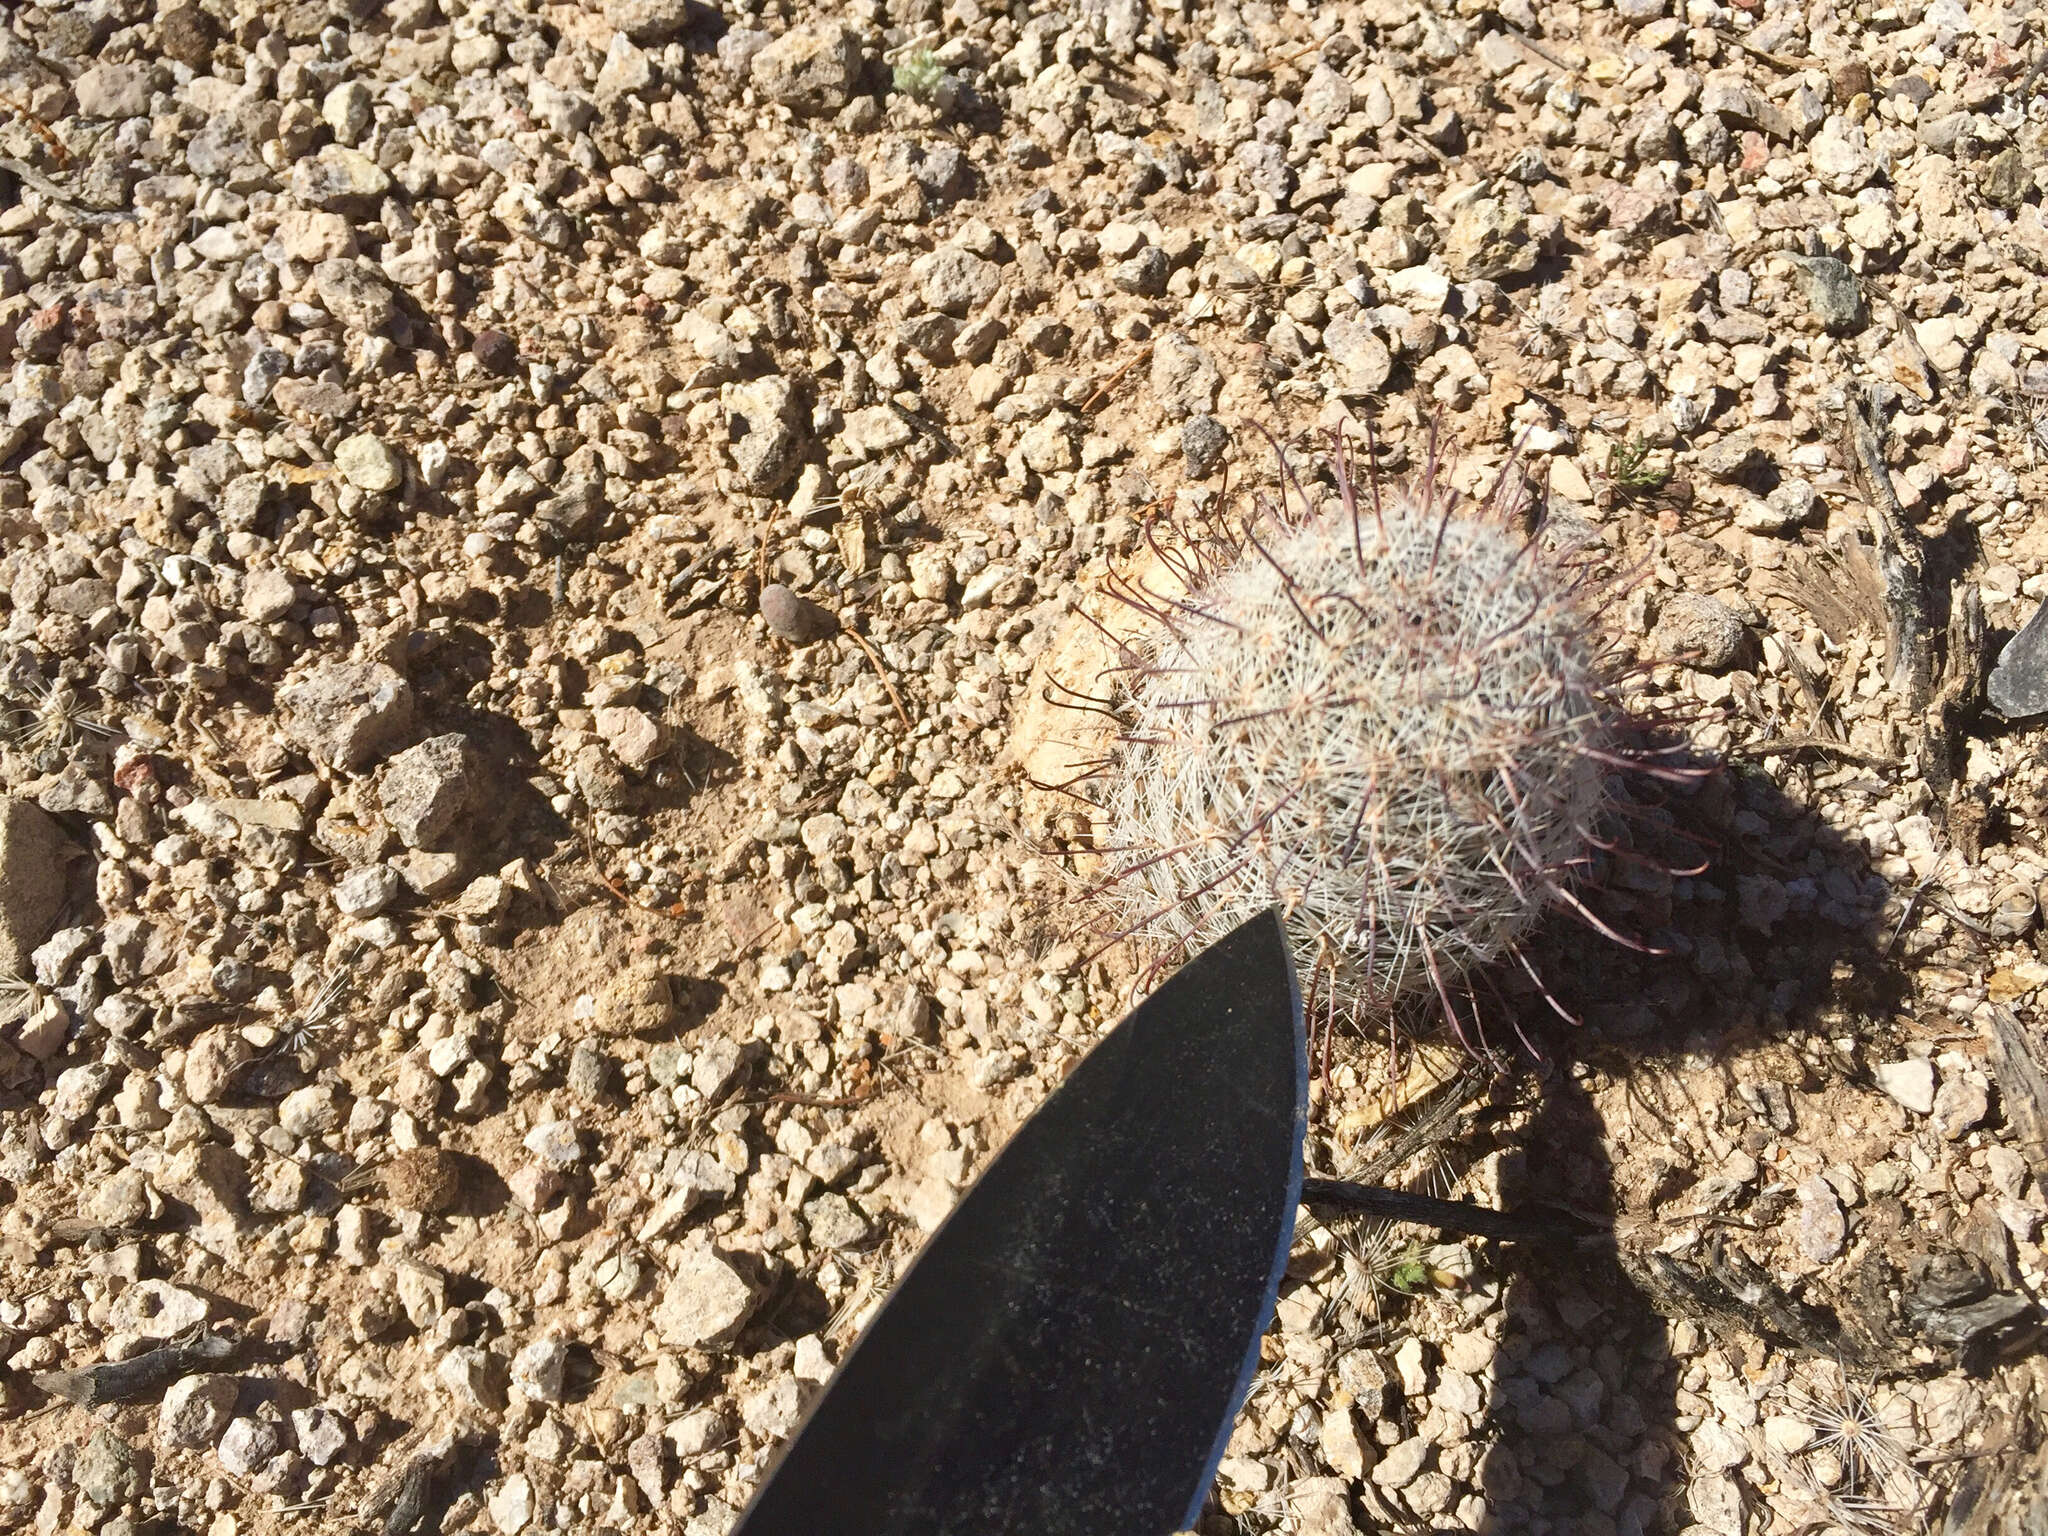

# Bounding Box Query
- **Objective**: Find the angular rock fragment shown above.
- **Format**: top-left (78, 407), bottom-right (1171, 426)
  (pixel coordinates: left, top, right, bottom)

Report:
top-left (280, 662), bottom-right (416, 772)
top-left (0, 797), bottom-right (69, 976)
top-left (379, 734), bottom-right (480, 849)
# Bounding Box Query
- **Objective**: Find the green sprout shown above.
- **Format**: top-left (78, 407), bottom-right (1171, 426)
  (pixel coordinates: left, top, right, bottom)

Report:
top-left (1384, 1247), bottom-right (1435, 1295)
top-left (892, 49), bottom-right (945, 102)
top-left (1604, 433), bottom-right (1672, 498)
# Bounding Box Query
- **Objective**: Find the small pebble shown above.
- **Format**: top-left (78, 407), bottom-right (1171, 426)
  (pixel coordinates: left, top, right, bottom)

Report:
top-left (760, 583), bottom-right (839, 643)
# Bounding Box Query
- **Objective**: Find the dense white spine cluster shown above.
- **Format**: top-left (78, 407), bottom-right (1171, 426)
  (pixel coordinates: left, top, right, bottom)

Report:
top-left (1085, 460), bottom-right (1617, 1047)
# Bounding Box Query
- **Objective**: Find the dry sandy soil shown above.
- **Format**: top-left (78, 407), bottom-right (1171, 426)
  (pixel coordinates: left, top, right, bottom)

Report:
top-left (2, 0), bottom-right (2048, 1533)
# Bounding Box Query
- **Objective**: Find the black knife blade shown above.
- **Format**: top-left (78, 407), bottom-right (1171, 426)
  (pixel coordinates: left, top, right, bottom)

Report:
top-left (729, 907), bottom-right (1306, 1536)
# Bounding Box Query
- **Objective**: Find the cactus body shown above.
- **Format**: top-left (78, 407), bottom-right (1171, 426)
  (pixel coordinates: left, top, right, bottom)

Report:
top-left (1086, 461), bottom-right (1616, 1041)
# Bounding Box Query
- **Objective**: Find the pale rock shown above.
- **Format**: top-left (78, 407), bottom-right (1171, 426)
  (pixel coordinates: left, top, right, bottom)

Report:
top-left (751, 22), bottom-right (863, 114)
top-left (1098, 221), bottom-right (1145, 258)
top-left (280, 661), bottom-right (416, 771)
top-left (524, 1120), bottom-right (583, 1170)
top-left (335, 433), bottom-right (403, 492)
top-left (277, 210), bottom-right (357, 263)
top-left (160, 1375), bottom-right (239, 1449)
top-left (595, 706), bottom-right (667, 770)
top-left (50, 1062), bottom-right (113, 1120)
top-left (1319, 1404), bottom-right (1372, 1477)
top-left (322, 80), bottom-right (372, 143)
top-left (1845, 199), bottom-right (1897, 248)
top-left (1300, 64), bottom-right (1354, 123)
top-left (725, 374), bottom-right (804, 492)
top-left (1019, 413), bottom-right (1079, 473)
top-left (438, 1345), bottom-right (504, 1411)
top-left (1217, 1455), bottom-right (1271, 1492)
top-left (792, 1335), bottom-right (834, 1383)
top-left (216, 1415), bottom-right (284, 1476)
top-left (1405, 1472), bottom-right (1456, 1517)
top-left (1292, 1476), bottom-right (1362, 1536)
top-left (595, 34), bottom-right (653, 103)
top-left (1809, 119), bottom-right (1876, 192)
top-left (334, 864), bottom-right (402, 918)
top-left (740, 1374), bottom-right (803, 1439)
top-left (1442, 1330), bottom-right (1494, 1374)
top-left (1913, 316), bottom-right (1969, 375)
top-left (242, 567), bottom-right (300, 622)
top-left (1322, 313), bottom-right (1393, 393)
top-left (654, 1242), bottom-right (757, 1349)
top-left (113, 1279), bottom-right (209, 1339)
top-left (1874, 1058), bottom-right (1937, 1115)
top-left (393, 1259), bottom-right (448, 1330)
top-left (291, 1406), bottom-right (351, 1466)
top-left (1387, 264), bottom-right (1452, 312)
top-left (489, 1472), bottom-right (534, 1534)
top-left (607, 0), bottom-right (692, 42)
top-left (1796, 1175), bottom-right (1847, 1262)
top-left (379, 734), bottom-right (478, 848)
top-left (182, 1028), bottom-right (249, 1106)
top-left (511, 1339), bottom-right (569, 1403)
top-left (1691, 1416), bottom-right (1749, 1473)
top-left (1687, 1470), bottom-right (1747, 1535)
top-left (917, 247), bottom-right (999, 314)
top-left (1370, 1434), bottom-right (1431, 1489)
top-left (219, 1417), bottom-right (288, 1482)
top-left (527, 78), bottom-right (595, 138)
top-left (1150, 331), bottom-right (1220, 420)
top-left (1393, 1335), bottom-right (1430, 1396)
top-left (279, 1084), bottom-right (345, 1138)
top-left (291, 145), bottom-right (391, 214)
top-left (1933, 1074), bottom-right (1989, 1138)
top-left (803, 1192), bottom-right (871, 1250)
top-left (1443, 196), bottom-right (1535, 281)
top-left (1762, 1415), bottom-right (1815, 1454)
top-left (840, 405), bottom-right (915, 459)
top-left (76, 64), bottom-right (153, 119)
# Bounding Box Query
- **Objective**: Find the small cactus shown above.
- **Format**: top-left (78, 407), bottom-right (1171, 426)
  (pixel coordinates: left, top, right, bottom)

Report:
top-left (891, 48), bottom-right (947, 102)
top-left (1068, 434), bottom-right (1638, 1056)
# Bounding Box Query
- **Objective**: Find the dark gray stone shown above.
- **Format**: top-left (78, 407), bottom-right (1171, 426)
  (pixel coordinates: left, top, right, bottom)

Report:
top-left (759, 584), bottom-right (839, 643)
top-left (1804, 257), bottom-right (1864, 334)
top-left (1181, 415), bottom-right (1230, 478)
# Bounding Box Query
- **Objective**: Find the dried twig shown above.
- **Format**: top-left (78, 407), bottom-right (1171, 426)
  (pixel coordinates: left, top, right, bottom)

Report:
top-left (2017, 44), bottom-right (2048, 101)
top-left (1736, 735), bottom-right (1900, 768)
top-left (1300, 1178), bottom-right (1598, 1242)
top-left (1505, 26), bottom-right (1576, 74)
top-left (1840, 388), bottom-right (1932, 710)
top-left (34, 1329), bottom-right (237, 1406)
top-left (841, 620), bottom-right (913, 729)
top-left (1931, 583), bottom-right (1986, 818)
top-left (359, 1435), bottom-right (462, 1536)
top-left (1717, 28), bottom-right (1819, 71)
top-left (1988, 1005), bottom-right (2048, 1185)
top-left (1082, 344), bottom-right (1155, 414)
top-left (579, 829), bottom-right (690, 918)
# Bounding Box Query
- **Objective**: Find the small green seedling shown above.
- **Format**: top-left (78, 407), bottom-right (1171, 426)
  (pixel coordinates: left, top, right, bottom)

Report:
top-left (1384, 1246), bottom-right (1435, 1295)
top-left (892, 49), bottom-right (945, 102)
top-left (1604, 433), bottom-right (1672, 498)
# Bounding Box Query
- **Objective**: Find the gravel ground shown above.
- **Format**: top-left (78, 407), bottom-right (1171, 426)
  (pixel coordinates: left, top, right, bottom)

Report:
top-left (3, 0), bottom-right (2048, 1532)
